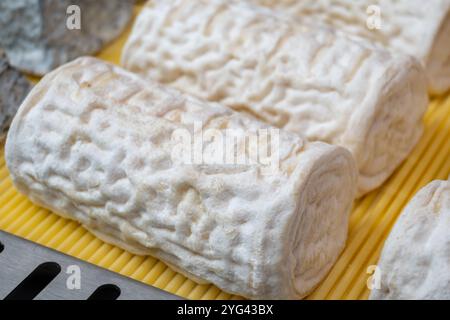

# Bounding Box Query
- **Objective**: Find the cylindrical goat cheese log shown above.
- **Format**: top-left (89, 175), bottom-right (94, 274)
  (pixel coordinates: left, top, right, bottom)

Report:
top-left (370, 179), bottom-right (450, 300)
top-left (250, 0), bottom-right (450, 94)
top-left (121, 0), bottom-right (429, 197)
top-left (5, 57), bottom-right (358, 299)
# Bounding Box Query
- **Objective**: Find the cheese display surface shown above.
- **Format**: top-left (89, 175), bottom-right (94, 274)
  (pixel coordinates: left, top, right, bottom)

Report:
top-left (250, 0), bottom-right (450, 94)
top-left (370, 179), bottom-right (450, 300)
top-left (5, 57), bottom-right (358, 299)
top-left (122, 0), bottom-right (429, 196)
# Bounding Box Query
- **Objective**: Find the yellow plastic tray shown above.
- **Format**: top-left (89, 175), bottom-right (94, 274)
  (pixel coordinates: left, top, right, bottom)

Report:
top-left (1, 4), bottom-right (449, 300)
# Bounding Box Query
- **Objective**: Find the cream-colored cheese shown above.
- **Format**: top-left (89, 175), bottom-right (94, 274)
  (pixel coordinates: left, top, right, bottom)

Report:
top-left (121, 0), bottom-right (428, 196)
top-left (370, 179), bottom-right (450, 300)
top-left (6, 57), bottom-right (357, 299)
top-left (250, 0), bottom-right (450, 94)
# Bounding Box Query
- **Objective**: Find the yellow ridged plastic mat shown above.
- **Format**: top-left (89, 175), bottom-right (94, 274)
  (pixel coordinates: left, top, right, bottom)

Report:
top-left (1, 4), bottom-right (450, 300)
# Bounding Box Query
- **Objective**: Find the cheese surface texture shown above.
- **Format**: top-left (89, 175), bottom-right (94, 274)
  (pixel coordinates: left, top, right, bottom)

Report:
top-left (251, 0), bottom-right (450, 94)
top-left (370, 179), bottom-right (450, 299)
top-left (121, 0), bottom-right (429, 196)
top-left (5, 57), bottom-right (357, 299)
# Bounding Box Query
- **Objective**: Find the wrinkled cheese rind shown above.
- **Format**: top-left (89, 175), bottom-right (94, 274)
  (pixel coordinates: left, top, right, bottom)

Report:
top-left (6, 57), bottom-right (357, 299)
top-left (122, 0), bottom-right (428, 196)
top-left (370, 180), bottom-right (450, 300)
top-left (251, 0), bottom-right (450, 94)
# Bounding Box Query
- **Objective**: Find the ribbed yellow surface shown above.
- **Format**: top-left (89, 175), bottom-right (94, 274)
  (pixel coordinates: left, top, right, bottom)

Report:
top-left (1, 4), bottom-right (449, 300)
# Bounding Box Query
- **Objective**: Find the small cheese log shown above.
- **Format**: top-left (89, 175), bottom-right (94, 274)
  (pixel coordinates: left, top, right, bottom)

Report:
top-left (250, 0), bottom-right (450, 94)
top-left (370, 179), bottom-right (450, 300)
top-left (6, 57), bottom-right (357, 299)
top-left (121, 0), bottom-right (428, 196)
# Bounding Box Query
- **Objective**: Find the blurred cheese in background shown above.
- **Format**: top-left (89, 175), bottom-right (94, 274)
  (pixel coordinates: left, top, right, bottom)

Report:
top-left (0, 52), bottom-right (31, 142)
top-left (249, 0), bottom-right (450, 94)
top-left (0, 0), bottom-right (134, 76)
top-left (122, 0), bottom-right (429, 196)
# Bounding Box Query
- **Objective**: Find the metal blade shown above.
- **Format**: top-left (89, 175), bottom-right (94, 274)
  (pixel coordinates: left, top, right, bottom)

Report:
top-left (0, 230), bottom-right (181, 300)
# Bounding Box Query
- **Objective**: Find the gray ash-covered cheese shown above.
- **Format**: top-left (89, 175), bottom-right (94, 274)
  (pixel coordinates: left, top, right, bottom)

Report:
top-left (0, 53), bottom-right (32, 142)
top-left (0, 0), bottom-right (133, 75)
